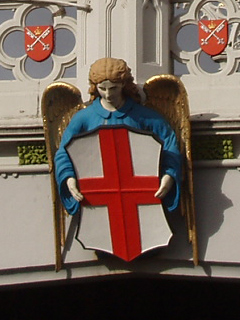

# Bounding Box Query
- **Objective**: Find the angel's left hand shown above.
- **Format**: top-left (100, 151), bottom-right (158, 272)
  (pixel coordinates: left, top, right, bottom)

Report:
top-left (154, 174), bottom-right (174, 199)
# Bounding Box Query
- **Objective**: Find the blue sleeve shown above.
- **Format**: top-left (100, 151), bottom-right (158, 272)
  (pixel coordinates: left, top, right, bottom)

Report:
top-left (54, 112), bottom-right (84, 215)
top-left (146, 114), bottom-right (182, 212)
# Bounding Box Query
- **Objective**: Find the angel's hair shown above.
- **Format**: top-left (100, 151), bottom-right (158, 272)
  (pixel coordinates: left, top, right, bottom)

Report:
top-left (88, 57), bottom-right (141, 103)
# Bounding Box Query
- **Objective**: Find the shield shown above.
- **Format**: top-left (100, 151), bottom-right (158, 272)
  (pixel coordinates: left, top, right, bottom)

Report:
top-left (198, 19), bottom-right (228, 56)
top-left (25, 26), bottom-right (54, 62)
top-left (66, 126), bottom-right (172, 261)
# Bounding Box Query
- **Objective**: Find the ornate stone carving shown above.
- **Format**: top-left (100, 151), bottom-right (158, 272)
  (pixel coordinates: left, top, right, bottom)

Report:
top-left (0, 3), bottom-right (77, 81)
top-left (172, 0), bottom-right (240, 76)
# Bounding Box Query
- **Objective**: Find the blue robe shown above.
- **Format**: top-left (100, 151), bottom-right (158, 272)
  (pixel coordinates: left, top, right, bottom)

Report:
top-left (54, 97), bottom-right (182, 215)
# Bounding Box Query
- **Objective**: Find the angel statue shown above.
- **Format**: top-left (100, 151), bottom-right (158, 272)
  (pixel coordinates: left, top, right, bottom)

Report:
top-left (42, 57), bottom-right (198, 271)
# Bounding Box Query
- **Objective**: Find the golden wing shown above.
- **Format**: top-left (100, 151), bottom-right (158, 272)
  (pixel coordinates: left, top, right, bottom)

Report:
top-left (143, 74), bottom-right (198, 266)
top-left (41, 82), bottom-right (85, 271)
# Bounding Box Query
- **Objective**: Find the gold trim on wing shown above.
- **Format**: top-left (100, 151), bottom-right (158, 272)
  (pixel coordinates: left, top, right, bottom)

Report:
top-left (41, 81), bottom-right (85, 271)
top-left (144, 74), bottom-right (198, 266)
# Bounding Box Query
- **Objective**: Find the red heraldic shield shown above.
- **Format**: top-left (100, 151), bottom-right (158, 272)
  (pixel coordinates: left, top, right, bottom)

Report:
top-left (25, 26), bottom-right (54, 62)
top-left (198, 19), bottom-right (228, 56)
top-left (66, 126), bottom-right (172, 261)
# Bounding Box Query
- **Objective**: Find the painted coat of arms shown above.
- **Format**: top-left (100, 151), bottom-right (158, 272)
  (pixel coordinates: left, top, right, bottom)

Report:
top-left (66, 126), bottom-right (172, 261)
top-left (198, 19), bottom-right (228, 56)
top-left (25, 26), bottom-right (54, 61)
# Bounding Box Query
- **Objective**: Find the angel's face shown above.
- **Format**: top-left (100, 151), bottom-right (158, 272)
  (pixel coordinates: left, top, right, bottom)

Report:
top-left (97, 80), bottom-right (124, 109)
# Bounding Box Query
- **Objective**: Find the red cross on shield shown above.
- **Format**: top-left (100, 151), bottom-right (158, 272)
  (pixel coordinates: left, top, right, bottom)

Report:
top-left (198, 19), bottom-right (228, 56)
top-left (25, 26), bottom-right (54, 61)
top-left (66, 126), bottom-right (172, 261)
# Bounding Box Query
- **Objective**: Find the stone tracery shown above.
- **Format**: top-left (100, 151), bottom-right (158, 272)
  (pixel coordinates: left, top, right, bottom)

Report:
top-left (0, 3), bottom-right (77, 81)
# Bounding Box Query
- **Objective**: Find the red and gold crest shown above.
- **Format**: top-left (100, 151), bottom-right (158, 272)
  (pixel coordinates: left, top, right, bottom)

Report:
top-left (198, 19), bottom-right (228, 56)
top-left (25, 26), bottom-right (54, 62)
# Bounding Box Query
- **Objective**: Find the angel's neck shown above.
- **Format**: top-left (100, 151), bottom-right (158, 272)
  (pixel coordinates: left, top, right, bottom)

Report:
top-left (100, 97), bottom-right (125, 112)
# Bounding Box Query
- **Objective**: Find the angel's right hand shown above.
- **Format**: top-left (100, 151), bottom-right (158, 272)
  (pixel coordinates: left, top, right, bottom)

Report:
top-left (66, 177), bottom-right (84, 202)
